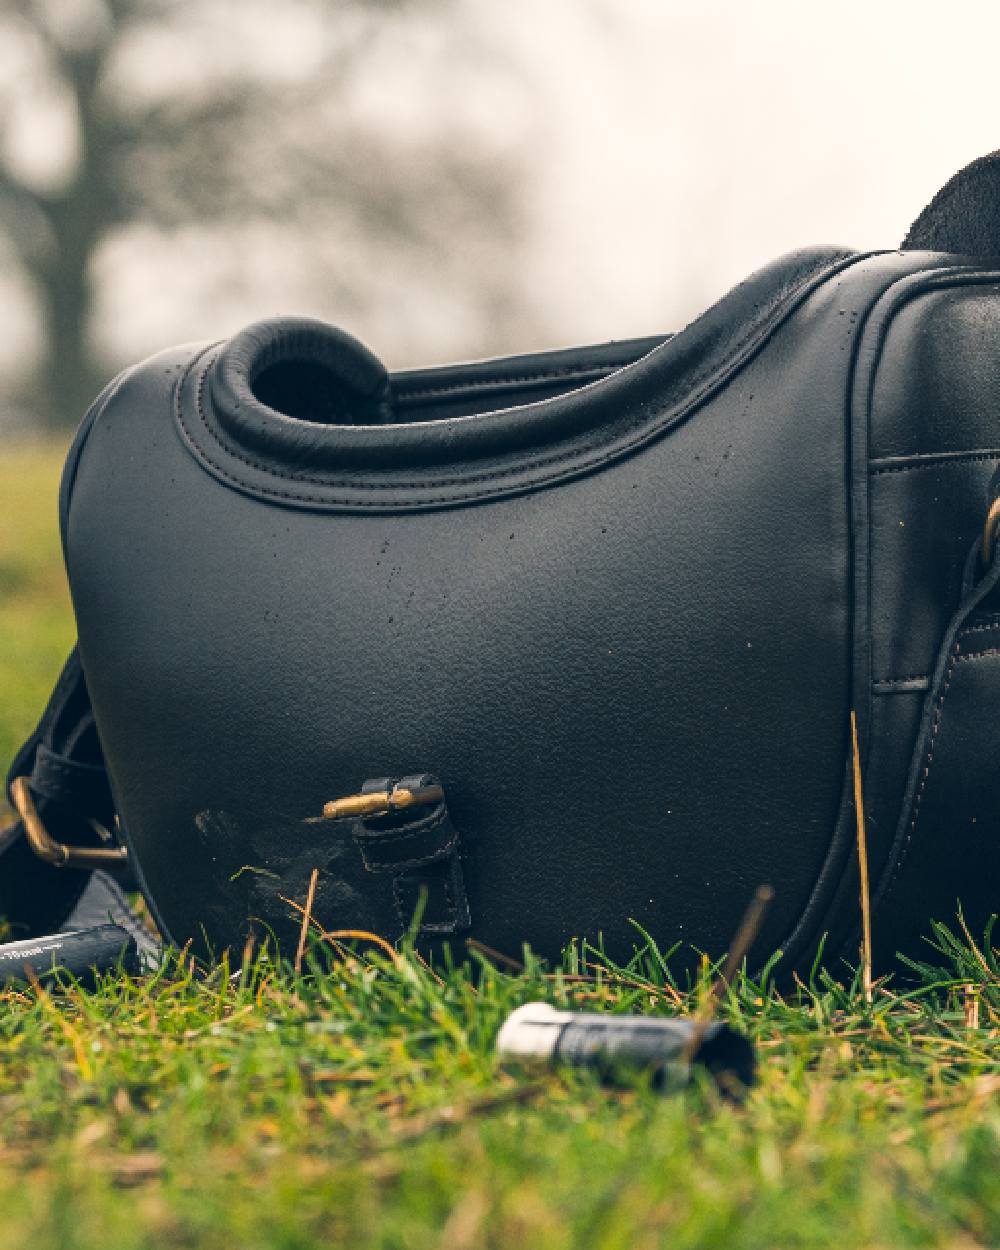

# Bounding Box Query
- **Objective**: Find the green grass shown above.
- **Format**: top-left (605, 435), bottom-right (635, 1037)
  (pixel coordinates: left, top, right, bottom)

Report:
top-left (2, 442), bottom-right (1000, 1250)
top-left (0, 440), bottom-right (77, 769)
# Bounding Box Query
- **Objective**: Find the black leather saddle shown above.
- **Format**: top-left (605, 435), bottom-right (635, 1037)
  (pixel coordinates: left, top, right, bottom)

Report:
top-left (7, 152), bottom-right (1000, 975)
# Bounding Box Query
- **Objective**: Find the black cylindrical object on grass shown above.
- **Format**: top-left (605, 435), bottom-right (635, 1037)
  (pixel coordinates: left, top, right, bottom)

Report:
top-left (0, 925), bottom-right (140, 987)
top-left (496, 1002), bottom-right (756, 1094)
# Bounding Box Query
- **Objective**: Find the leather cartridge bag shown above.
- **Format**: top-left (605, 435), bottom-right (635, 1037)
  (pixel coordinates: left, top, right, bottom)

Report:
top-left (7, 152), bottom-right (1000, 974)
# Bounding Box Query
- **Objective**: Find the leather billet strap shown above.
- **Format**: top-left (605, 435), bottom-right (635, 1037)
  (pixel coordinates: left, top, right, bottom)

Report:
top-left (2, 648), bottom-right (124, 936)
top-left (871, 533), bottom-right (1000, 943)
top-left (352, 774), bottom-right (471, 936)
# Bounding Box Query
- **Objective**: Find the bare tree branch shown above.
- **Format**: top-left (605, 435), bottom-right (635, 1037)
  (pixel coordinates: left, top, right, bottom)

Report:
top-left (0, 0), bottom-right (527, 425)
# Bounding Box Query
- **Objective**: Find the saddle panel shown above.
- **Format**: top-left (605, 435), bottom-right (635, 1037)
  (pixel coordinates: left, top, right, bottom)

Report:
top-left (12, 150), bottom-right (1000, 974)
top-left (857, 271), bottom-right (1000, 964)
top-left (59, 251), bottom-right (889, 968)
top-left (11, 235), bottom-right (993, 973)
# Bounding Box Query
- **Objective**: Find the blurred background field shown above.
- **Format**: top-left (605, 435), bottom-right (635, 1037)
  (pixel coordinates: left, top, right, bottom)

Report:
top-left (4, 0), bottom-right (1000, 436)
top-left (0, 443), bottom-right (73, 768)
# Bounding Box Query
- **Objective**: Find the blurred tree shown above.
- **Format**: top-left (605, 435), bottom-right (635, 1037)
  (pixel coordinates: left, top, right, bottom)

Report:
top-left (0, 0), bottom-right (527, 427)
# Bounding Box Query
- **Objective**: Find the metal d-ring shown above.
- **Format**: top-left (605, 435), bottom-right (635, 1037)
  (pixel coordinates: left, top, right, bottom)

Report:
top-left (10, 776), bottom-right (130, 872)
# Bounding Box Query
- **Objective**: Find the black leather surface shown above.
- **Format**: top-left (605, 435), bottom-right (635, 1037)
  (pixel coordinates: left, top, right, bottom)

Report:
top-left (1, 650), bottom-right (114, 935)
top-left (34, 238), bottom-right (989, 973)
top-left (868, 532), bottom-right (1000, 966)
top-left (9, 158), bottom-right (1000, 974)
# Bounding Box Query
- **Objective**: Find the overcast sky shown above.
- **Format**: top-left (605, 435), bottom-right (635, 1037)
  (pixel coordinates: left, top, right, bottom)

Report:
top-left (506, 0), bottom-right (1000, 346)
top-left (4, 0), bottom-right (1000, 375)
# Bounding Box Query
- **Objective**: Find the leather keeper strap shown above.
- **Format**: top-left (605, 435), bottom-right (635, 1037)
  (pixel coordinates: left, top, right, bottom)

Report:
top-left (30, 743), bottom-right (110, 812)
top-left (871, 539), bottom-right (1000, 952)
top-left (352, 773), bottom-right (471, 936)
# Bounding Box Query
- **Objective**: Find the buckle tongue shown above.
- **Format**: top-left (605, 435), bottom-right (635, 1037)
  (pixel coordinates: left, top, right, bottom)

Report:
top-left (321, 781), bottom-right (445, 822)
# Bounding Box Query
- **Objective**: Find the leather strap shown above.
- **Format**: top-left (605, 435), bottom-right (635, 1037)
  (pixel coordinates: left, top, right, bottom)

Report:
top-left (1, 648), bottom-right (120, 936)
top-left (352, 774), bottom-right (471, 936)
top-left (3, 673), bottom-right (476, 941)
top-left (871, 534), bottom-right (1000, 948)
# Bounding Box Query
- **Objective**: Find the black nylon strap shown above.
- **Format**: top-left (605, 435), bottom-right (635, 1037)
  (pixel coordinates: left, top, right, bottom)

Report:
top-left (2, 647), bottom-right (117, 937)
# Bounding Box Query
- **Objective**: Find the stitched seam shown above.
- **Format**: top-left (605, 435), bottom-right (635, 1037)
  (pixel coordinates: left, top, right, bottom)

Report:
top-left (872, 674), bottom-right (929, 687)
top-left (186, 351), bottom-right (608, 497)
top-left (870, 447), bottom-right (1000, 469)
top-left (391, 876), bottom-right (407, 929)
top-left (191, 351), bottom-right (633, 491)
top-left (355, 817), bottom-right (447, 849)
top-left (870, 452), bottom-right (1000, 476)
top-left (448, 861), bottom-right (471, 929)
top-left (391, 862), bottom-right (461, 930)
top-left (395, 366), bottom-right (619, 402)
top-left (185, 269), bottom-right (809, 495)
top-left (360, 839), bottom-right (457, 872)
top-left (365, 850), bottom-right (455, 870)
top-left (785, 262), bottom-right (1000, 969)
top-left (866, 624), bottom-right (1000, 689)
top-left (955, 647), bottom-right (1000, 663)
top-left (443, 868), bottom-right (455, 920)
top-left (957, 617), bottom-right (1000, 636)
top-left (890, 644), bottom-right (1000, 888)
top-left (891, 641), bottom-right (962, 883)
top-left (177, 256), bottom-right (854, 505)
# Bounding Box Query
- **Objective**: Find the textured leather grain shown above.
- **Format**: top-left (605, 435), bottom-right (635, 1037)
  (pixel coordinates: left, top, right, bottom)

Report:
top-left (7, 155), bottom-right (1000, 973)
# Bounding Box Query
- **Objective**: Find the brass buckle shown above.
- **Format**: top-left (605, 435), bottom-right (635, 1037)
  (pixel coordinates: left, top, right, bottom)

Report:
top-left (322, 782), bottom-right (444, 821)
top-left (10, 776), bottom-right (129, 872)
top-left (983, 496), bottom-right (1000, 567)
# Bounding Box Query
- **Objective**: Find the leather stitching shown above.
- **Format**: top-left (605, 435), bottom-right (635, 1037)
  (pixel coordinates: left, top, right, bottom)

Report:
top-left (391, 875), bottom-right (407, 928)
top-left (886, 639), bottom-right (1000, 892)
top-left (890, 640), bottom-right (962, 886)
top-left (870, 451), bottom-right (1000, 476)
top-left (954, 647), bottom-right (1000, 662)
top-left (188, 346), bottom-right (662, 492)
top-left (442, 866), bottom-right (457, 923)
top-left (391, 869), bottom-right (460, 931)
top-left (357, 821), bottom-right (449, 849)
top-left (783, 264), bottom-right (1000, 969)
top-left (355, 813), bottom-right (447, 847)
top-left (395, 365), bottom-right (620, 402)
top-left (367, 845), bottom-right (457, 875)
top-left (953, 616), bottom-right (1000, 635)
top-left (358, 836), bottom-right (458, 872)
top-left (176, 255), bottom-right (860, 507)
top-left (871, 674), bottom-right (929, 688)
